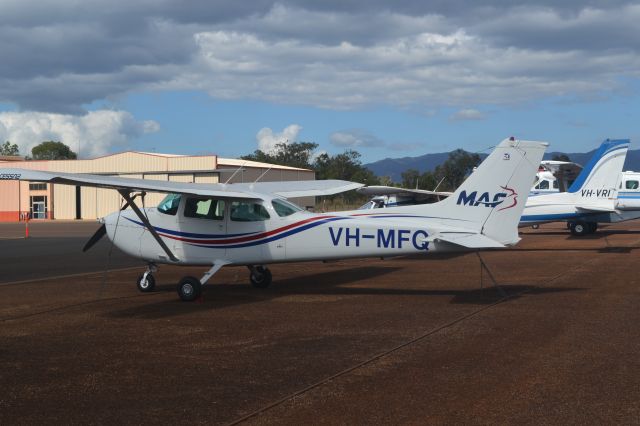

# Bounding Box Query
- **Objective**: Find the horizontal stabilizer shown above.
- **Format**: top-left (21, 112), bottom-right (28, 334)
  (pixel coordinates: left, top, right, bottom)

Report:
top-left (575, 203), bottom-right (616, 213)
top-left (429, 232), bottom-right (507, 248)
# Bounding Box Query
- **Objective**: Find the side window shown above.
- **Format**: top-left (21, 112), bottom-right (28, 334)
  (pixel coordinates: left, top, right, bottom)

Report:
top-left (157, 194), bottom-right (181, 216)
top-left (184, 197), bottom-right (225, 220)
top-left (539, 180), bottom-right (549, 189)
top-left (230, 201), bottom-right (270, 222)
top-left (272, 199), bottom-right (302, 217)
top-left (553, 180), bottom-right (558, 189)
top-left (625, 180), bottom-right (639, 190)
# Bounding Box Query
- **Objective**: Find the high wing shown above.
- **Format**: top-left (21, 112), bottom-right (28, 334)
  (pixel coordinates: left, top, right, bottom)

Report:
top-left (357, 185), bottom-right (452, 198)
top-left (234, 180), bottom-right (364, 198)
top-left (0, 168), bottom-right (362, 199)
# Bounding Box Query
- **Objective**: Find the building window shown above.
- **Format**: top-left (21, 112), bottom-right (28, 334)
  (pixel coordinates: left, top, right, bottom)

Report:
top-left (29, 183), bottom-right (47, 191)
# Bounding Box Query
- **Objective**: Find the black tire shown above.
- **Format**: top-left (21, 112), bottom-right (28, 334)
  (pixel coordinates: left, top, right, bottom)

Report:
top-left (250, 266), bottom-right (272, 289)
top-left (137, 274), bottom-right (156, 292)
top-left (177, 276), bottom-right (202, 302)
top-left (570, 221), bottom-right (588, 236)
top-left (587, 222), bottom-right (598, 233)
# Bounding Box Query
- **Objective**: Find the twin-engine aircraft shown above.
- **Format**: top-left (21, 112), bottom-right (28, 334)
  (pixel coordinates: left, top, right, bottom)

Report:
top-left (0, 138), bottom-right (546, 301)
top-left (521, 139), bottom-right (635, 235)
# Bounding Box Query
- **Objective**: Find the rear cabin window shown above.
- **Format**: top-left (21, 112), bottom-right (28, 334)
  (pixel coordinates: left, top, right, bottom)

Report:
top-left (272, 199), bottom-right (302, 217)
top-left (157, 194), bottom-right (181, 216)
top-left (184, 198), bottom-right (225, 220)
top-left (626, 180), bottom-right (639, 190)
top-left (553, 180), bottom-right (559, 189)
top-left (230, 201), bottom-right (270, 222)
top-left (538, 180), bottom-right (549, 190)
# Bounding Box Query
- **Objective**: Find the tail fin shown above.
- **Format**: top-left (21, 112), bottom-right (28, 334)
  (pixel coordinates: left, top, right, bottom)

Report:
top-left (567, 139), bottom-right (629, 194)
top-left (431, 138), bottom-right (547, 245)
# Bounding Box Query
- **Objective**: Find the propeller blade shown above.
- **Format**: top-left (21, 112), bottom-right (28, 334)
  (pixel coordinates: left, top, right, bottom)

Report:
top-left (83, 224), bottom-right (107, 252)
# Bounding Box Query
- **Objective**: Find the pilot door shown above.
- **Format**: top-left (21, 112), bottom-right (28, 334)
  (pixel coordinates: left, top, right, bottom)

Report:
top-left (225, 200), bottom-right (271, 264)
top-left (175, 196), bottom-right (228, 263)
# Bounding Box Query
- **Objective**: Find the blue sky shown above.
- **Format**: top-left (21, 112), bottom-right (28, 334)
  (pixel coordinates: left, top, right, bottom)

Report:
top-left (0, 1), bottom-right (639, 163)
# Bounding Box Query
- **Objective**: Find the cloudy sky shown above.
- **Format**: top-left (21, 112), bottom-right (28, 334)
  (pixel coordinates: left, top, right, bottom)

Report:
top-left (0, 0), bottom-right (639, 161)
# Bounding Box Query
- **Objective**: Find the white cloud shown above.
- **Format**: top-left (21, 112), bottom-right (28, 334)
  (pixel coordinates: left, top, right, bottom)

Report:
top-left (0, 110), bottom-right (159, 158)
top-left (449, 108), bottom-right (486, 121)
top-left (256, 124), bottom-right (302, 153)
top-left (330, 129), bottom-right (384, 148)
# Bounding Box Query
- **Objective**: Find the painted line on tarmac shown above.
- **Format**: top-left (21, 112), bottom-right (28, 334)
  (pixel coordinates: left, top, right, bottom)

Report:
top-left (0, 266), bottom-right (141, 287)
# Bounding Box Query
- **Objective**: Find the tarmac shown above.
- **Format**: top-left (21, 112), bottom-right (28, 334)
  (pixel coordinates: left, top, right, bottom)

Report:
top-left (1, 220), bottom-right (640, 424)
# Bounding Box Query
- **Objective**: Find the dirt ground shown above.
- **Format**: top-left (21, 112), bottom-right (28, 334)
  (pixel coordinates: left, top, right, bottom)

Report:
top-left (1, 221), bottom-right (640, 424)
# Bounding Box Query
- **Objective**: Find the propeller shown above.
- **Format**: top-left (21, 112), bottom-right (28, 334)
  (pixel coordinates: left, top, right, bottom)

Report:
top-left (83, 224), bottom-right (107, 252)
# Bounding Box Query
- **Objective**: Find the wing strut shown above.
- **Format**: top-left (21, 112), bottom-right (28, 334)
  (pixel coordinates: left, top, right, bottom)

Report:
top-left (118, 189), bottom-right (179, 262)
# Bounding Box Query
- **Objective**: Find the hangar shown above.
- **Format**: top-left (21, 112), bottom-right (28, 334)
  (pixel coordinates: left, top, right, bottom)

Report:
top-left (0, 151), bottom-right (315, 222)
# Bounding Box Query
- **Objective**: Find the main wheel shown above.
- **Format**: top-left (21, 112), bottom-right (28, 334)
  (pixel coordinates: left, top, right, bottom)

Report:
top-left (570, 221), bottom-right (588, 236)
top-left (587, 222), bottom-right (598, 233)
top-left (137, 274), bottom-right (156, 292)
top-left (177, 276), bottom-right (202, 301)
top-left (249, 266), bottom-right (272, 289)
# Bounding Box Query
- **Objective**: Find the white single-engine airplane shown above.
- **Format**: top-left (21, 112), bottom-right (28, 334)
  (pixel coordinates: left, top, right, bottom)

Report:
top-left (0, 138), bottom-right (546, 301)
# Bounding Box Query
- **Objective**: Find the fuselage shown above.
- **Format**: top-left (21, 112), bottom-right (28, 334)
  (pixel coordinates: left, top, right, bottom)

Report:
top-left (103, 194), bottom-right (459, 267)
top-left (521, 171), bottom-right (640, 226)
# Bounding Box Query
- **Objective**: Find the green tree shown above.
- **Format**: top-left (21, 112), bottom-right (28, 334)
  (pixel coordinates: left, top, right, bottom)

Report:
top-left (401, 169), bottom-right (420, 188)
top-left (434, 149), bottom-right (481, 191)
top-left (242, 142), bottom-right (318, 169)
top-left (0, 141), bottom-right (20, 156)
top-left (552, 154), bottom-right (571, 162)
top-left (418, 170), bottom-right (438, 190)
top-left (313, 150), bottom-right (378, 185)
top-left (31, 141), bottom-right (77, 160)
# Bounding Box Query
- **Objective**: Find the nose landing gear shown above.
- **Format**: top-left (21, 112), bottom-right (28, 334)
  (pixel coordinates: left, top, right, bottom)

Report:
top-left (137, 263), bottom-right (157, 293)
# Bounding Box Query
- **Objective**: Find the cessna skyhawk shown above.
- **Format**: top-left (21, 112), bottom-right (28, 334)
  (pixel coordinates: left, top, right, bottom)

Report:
top-left (0, 137), bottom-right (546, 301)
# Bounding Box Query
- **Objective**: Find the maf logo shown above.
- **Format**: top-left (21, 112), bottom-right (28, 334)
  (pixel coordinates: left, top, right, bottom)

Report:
top-left (456, 186), bottom-right (517, 211)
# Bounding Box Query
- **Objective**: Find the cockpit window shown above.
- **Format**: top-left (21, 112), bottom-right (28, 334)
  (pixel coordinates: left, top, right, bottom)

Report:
top-left (626, 180), bottom-right (639, 190)
top-left (157, 194), bottom-right (181, 216)
top-left (539, 180), bottom-right (549, 190)
top-left (184, 197), bottom-right (225, 220)
top-left (230, 201), bottom-right (271, 222)
top-left (271, 199), bottom-right (302, 217)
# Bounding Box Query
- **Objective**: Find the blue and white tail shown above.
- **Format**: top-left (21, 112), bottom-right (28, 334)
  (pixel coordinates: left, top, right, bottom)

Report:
top-left (568, 139), bottom-right (629, 200)
top-left (417, 138), bottom-right (548, 245)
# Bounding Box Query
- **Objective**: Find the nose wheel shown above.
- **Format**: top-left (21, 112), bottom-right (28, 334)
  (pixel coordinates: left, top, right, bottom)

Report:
top-left (137, 273), bottom-right (156, 292)
top-left (137, 263), bottom-right (158, 293)
top-left (249, 265), bottom-right (272, 288)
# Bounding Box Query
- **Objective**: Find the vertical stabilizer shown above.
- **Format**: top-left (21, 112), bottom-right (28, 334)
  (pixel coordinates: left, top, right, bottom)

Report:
top-left (429, 138), bottom-right (547, 245)
top-left (567, 139), bottom-right (629, 197)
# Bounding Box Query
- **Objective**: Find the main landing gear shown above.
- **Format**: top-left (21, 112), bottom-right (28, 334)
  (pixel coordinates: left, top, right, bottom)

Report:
top-left (567, 221), bottom-right (598, 236)
top-left (135, 262), bottom-right (273, 302)
top-left (248, 265), bottom-right (272, 288)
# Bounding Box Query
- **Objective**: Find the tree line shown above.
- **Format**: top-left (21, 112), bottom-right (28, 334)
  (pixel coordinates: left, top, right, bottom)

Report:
top-left (0, 140), bottom-right (77, 160)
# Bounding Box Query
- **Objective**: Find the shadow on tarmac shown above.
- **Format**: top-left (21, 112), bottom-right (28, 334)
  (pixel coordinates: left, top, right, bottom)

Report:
top-left (105, 266), bottom-right (586, 319)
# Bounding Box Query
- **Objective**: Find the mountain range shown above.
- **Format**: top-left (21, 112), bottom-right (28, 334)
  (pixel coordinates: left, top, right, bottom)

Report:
top-left (365, 148), bottom-right (640, 182)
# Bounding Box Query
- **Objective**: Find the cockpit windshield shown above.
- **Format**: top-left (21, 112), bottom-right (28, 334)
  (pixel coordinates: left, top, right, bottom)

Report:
top-left (157, 194), bottom-right (181, 216)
